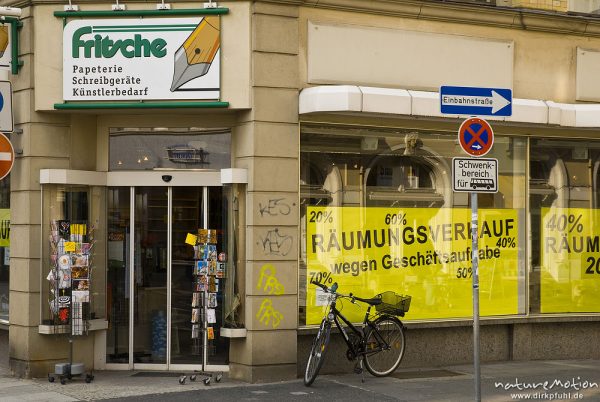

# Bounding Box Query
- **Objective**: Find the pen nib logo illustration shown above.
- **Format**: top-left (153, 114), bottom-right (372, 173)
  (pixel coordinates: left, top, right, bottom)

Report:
top-left (170, 16), bottom-right (220, 92)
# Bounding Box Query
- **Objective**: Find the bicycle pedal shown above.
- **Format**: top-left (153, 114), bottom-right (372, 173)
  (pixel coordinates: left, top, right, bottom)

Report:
top-left (353, 366), bottom-right (363, 374)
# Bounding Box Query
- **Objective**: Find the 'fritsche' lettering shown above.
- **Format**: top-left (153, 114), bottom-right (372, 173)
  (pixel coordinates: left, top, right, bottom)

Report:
top-left (72, 27), bottom-right (167, 59)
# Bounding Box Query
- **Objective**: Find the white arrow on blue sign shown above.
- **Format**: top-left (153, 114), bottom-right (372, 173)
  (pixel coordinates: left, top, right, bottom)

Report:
top-left (440, 86), bottom-right (512, 117)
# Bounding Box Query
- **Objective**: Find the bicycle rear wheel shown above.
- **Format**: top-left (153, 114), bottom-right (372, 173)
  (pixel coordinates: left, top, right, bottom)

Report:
top-left (364, 315), bottom-right (405, 377)
top-left (304, 318), bottom-right (331, 386)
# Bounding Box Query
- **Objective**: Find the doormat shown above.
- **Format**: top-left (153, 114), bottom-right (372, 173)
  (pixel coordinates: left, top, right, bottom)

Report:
top-left (389, 369), bottom-right (464, 380)
top-left (131, 372), bottom-right (185, 377)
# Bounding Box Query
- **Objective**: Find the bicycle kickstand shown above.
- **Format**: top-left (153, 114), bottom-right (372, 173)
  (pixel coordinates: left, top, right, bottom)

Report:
top-left (354, 357), bottom-right (366, 383)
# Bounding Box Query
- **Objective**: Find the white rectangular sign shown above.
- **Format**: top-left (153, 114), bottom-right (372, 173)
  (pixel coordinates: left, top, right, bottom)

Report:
top-left (63, 17), bottom-right (221, 101)
top-left (452, 157), bottom-right (498, 193)
top-left (0, 25), bottom-right (11, 70)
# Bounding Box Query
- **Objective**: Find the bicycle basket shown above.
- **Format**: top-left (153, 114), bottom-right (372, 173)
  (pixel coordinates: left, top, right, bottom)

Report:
top-left (375, 291), bottom-right (411, 317)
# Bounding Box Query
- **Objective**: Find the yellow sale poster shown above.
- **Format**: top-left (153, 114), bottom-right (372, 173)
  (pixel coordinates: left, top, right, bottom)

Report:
top-left (305, 207), bottom-right (519, 324)
top-left (540, 207), bottom-right (600, 313)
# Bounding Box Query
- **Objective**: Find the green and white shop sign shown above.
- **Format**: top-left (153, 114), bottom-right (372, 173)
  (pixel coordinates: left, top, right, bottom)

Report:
top-left (63, 17), bottom-right (221, 101)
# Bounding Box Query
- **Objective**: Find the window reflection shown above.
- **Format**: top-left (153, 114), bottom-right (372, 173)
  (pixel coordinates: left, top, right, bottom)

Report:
top-left (529, 140), bottom-right (600, 314)
top-left (299, 125), bottom-right (526, 324)
top-left (109, 128), bottom-right (231, 171)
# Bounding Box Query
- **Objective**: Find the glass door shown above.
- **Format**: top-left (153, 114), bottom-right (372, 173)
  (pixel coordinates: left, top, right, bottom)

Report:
top-left (206, 186), bottom-right (229, 367)
top-left (133, 187), bottom-right (168, 367)
top-left (106, 183), bottom-right (229, 370)
top-left (106, 187), bottom-right (130, 364)
top-left (170, 187), bottom-right (204, 364)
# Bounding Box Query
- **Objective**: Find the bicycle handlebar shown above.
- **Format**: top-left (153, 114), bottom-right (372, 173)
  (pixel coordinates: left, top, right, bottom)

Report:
top-left (310, 280), bottom-right (328, 292)
top-left (310, 280), bottom-right (381, 305)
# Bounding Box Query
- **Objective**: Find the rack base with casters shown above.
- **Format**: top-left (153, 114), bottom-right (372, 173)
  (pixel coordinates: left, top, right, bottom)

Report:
top-left (178, 370), bottom-right (223, 385)
top-left (48, 363), bottom-right (94, 385)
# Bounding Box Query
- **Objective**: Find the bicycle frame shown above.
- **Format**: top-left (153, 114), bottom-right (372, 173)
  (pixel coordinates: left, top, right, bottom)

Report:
top-left (325, 293), bottom-right (388, 358)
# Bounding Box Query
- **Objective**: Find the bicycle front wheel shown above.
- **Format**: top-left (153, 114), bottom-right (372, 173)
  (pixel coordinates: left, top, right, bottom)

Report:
top-left (304, 319), bottom-right (331, 386)
top-left (364, 315), bottom-right (405, 377)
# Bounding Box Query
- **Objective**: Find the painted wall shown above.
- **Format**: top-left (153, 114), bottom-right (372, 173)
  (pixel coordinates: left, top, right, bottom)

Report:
top-left (300, 5), bottom-right (600, 103)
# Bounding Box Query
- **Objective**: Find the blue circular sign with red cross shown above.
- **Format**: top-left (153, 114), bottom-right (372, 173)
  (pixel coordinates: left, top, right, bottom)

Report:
top-left (458, 117), bottom-right (494, 157)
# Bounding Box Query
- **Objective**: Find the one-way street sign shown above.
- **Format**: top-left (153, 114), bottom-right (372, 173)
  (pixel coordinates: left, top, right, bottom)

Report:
top-left (440, 86), bottom-right (512, 117)
top-left (452, 157), bottom-right (498, 193)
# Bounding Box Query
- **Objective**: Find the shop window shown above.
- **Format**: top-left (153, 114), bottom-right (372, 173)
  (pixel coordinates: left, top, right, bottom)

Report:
top-left (530, 139), bottom-right (600, 314)
top-left (299, 125), bottom-right (526, 325)
top-left (41, 185), bottom-right (106, 327)
top-left (0, 173), bottom-right (8, 324)
top-left (109, 128), bottom-right (231, 171)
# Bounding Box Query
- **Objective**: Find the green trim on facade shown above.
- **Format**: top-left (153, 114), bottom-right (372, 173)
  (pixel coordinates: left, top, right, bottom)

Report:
top-left (54, 101), bottom-right (229, 110)
top-left (54, 8), bottom-right (229, 18)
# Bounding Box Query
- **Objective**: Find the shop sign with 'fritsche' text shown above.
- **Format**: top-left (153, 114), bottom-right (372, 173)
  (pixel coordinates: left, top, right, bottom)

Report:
top-left (62, 17), bottom-right (221, 101)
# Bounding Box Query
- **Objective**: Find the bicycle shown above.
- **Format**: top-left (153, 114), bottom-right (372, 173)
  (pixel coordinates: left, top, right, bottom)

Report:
top-left (304, 280), bottom-right (411, 386)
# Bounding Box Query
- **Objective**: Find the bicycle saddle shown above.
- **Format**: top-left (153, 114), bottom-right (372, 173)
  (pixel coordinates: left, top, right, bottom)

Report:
top-left (352, 295), bottom-right (382, 306)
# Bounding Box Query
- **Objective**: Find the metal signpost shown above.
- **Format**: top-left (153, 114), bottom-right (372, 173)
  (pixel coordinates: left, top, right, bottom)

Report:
top-left (443, 85), bottom-right (510, 402)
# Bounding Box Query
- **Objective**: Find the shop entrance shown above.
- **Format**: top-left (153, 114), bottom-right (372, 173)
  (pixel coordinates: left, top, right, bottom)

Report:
top-left (105, 180), bottom-right (230, 371)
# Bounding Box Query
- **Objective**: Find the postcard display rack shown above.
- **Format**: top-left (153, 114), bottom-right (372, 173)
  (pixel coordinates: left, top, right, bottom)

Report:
top-left (47, 220), bottom-right (95, 384)
top-left (178, 228), bottom-right (223, 385)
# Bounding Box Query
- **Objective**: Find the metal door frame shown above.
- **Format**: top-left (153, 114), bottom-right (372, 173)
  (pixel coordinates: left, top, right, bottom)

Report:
top-left (105, 171), bottom-right (228, 372)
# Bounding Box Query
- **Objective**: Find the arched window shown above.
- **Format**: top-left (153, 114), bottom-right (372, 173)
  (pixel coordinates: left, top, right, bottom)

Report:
top-left (365, 155), bottom-right (443, 208)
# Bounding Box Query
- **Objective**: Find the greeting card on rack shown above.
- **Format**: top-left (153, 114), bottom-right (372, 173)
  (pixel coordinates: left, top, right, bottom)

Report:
top-left (208, 276), bottom-right (216, 293)
top-left (194, 280), bottom-right (207, 292)
top-left (72, 254), bottom-right (88, 267)
top-left (57, 290), bottom-right (71, 307)
top-left (206, 308), bottom-right (216, 324)
top-left (197, 244), bottom-right (212, 260)
top-left (72, 290), bottom-right (89, 303)
top-left (191, 324), bottom-right (201, 339)
top-left (198, 229), bottom-right (208, 244)
top-left (58, 268), bottom-right (71, 289)
top-left (58, 307), bottom-right (70, 324)
top-left (71, 266), bottom-right (89, 279)
top-left (58, 220), bottom-right (70, 239)
top-left (58, 255), bottom-right (71, 270)
top-left (81, 243), bottom-right (91, 254)
top-left (191, 308), bottom-right (201, 323)
top-left (208, 293), bottom-right (217, 308)
top-left (195, 260), bottom-right (208, 275)
top-left (208, 260), bottom-right (216, 275)
top-left (216, 262), bottom-right (225, 278)
top-left (207, 244), bottom-right (217, 258)
top-left (73, 279), bottom-right (89, 291)
top-left (191, 292), bottom-right (202, 308)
